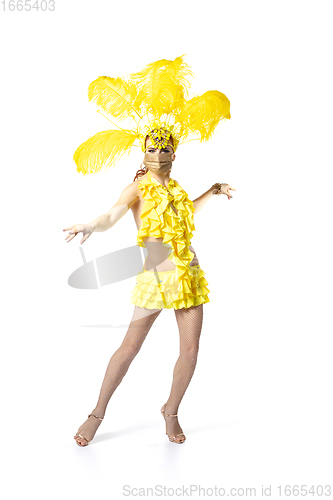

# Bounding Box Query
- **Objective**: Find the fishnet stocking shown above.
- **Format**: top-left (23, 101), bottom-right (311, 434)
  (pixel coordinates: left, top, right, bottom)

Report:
top-left (74, 303), bottom-right (204, 445)
top-left (93, 303), bottom-right (203, 417)
top-left (93, 306), bottom-right (162, 416)
top-left (165, 303), bottom-right (204, 414)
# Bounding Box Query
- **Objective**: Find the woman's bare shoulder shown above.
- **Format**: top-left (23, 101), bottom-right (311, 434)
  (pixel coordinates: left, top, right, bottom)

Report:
top-left (136, 173), bottom-right (149, 183)
top-left (113, 179), bottom-right (143, 208)
top-left (131, 174), bottom-right (149, 194)
top-left (123, 174), bottom-right (151, 201)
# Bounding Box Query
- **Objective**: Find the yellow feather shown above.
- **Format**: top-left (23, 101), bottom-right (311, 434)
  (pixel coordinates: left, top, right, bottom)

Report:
top-left (128, 55), bottom-right (194, 118)
top-left (74, 56), bottom-right (231, 173)
top-left (88, 77), bottom-right (143, 121)
top-left (175, 90), bottom-right (231, 142)
top-left (73, 129), bottom-right (138, 175)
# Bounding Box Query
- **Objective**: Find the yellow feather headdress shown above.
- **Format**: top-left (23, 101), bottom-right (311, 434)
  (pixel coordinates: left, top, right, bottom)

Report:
top-left (73, 55), bottom-right (231, 175)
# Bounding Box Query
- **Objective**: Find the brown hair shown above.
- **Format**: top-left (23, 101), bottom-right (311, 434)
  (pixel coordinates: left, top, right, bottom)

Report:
top-left (133, 135), bottom-right (174, 182)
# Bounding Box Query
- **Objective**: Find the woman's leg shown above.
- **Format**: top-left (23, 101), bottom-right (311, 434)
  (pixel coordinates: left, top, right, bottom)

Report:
top-left (74, 306), bottom-right (162, 445)
top-left (163, 303), bottom-right (204, 442)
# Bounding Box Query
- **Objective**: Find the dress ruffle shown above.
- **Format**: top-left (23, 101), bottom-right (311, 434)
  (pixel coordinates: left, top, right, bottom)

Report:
top-left (130, 265), bottom-right (210, 310)
top-left (130, 170), bottom-right (210, 310)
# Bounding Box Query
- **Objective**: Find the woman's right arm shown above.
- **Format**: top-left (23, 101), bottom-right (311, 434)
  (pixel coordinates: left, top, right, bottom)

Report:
top-left (63, 182), bottom-right (140, 245)
top-left (92, 182), bottom-right (140, 232)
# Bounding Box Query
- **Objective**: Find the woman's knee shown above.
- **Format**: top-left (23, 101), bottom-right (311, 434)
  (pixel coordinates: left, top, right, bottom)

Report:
top-left (118, 342), bottom-right (142, 359)
top-left (180, 345), bottom-right (199, 362)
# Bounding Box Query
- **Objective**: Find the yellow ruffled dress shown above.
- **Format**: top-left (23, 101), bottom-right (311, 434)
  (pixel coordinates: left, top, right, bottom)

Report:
top-left (130, 171), bottom-right (210, 310)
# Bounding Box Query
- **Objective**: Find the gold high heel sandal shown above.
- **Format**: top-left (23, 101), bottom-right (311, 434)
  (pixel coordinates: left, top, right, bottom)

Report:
top-left (74, 413), bottom-right (104, 447)
top-left (161, 404), bottom-right (186, 444)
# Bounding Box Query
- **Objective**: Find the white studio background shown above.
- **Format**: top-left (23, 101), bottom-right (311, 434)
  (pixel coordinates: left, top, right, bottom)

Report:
top-left (1, 0), bottom-right (332, 498)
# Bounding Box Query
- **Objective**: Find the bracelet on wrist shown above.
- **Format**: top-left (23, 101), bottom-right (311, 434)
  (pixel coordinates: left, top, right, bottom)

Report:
top-left (211, 183), bottom-right (222, 195)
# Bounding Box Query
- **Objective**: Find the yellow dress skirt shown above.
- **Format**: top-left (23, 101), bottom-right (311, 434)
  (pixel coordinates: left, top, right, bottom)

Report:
top-left (130, 264), bottom-right (210, 310)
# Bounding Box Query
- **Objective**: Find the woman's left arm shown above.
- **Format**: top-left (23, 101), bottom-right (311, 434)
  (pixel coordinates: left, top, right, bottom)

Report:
top-left (192, 183), bottom-right (236, 215)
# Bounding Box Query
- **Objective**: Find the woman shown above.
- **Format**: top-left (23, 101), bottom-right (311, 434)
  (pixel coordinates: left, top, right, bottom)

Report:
top-left (64, 132), bottom-right (235, 446)
top-left (64, 55), bottom-right (234, 445)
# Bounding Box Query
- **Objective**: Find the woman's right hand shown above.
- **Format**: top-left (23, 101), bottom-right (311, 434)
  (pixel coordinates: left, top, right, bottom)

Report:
top-left (63, 223), bottom-right (95, 245)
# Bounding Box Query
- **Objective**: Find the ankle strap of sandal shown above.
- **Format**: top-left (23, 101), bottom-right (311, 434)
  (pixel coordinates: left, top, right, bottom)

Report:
top-left (164, 413), bottom-right (178, 417)
top-left (88, 413), bottom-right (104, 420)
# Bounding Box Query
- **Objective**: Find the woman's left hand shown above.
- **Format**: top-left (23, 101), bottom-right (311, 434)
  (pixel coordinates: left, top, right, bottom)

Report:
top-left (212, 183), bottom-right (236, 200)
